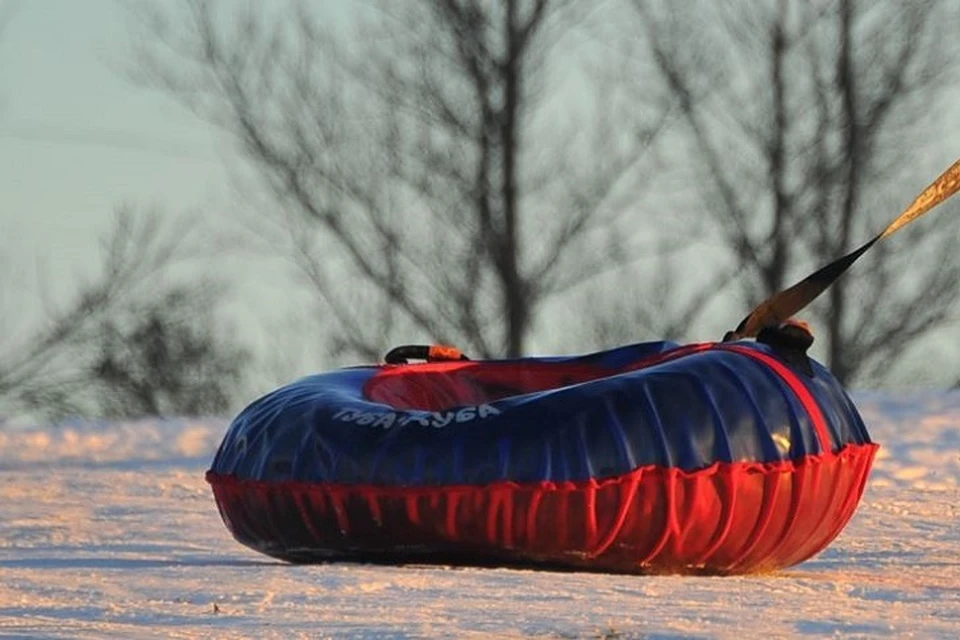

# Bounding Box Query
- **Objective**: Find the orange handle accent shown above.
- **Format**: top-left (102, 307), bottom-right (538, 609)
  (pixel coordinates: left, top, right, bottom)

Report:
top-left (783, 318), bottom-right (813, 335)
top-left (427, 345), bottom-right (467, 361)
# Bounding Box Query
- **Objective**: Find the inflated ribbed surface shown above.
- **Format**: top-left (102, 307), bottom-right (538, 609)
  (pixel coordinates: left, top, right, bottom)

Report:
top-left (207, 340), bottom-right (878, 574)
top-left (207, 443), bottom-right (876, 574)
top-left (209, 342), bottom-right (871, 485)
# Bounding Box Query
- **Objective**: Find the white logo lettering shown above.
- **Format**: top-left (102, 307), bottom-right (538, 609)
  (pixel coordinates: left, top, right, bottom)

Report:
top-left (430, 411), bottom-right (455, 428)
top-left (332, 403), bottom-right (501, 430)
top-left (372, 413), bottom-right (397, 429)
top-left (399, 414), bottom-right (430, 427)
top-left (478, 404), bottom-right (501, 419)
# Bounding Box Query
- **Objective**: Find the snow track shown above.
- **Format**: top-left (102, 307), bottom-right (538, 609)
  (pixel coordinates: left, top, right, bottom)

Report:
top-left (1, 392), bottom-right (958, 638)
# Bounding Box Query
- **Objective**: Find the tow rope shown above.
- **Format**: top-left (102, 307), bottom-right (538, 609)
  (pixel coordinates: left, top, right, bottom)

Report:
top-left (724, 156), bottom-right (960, 342)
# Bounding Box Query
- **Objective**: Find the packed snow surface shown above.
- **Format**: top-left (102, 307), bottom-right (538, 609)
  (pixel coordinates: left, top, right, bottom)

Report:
top-left (1, 391), bottom-right (959, 639)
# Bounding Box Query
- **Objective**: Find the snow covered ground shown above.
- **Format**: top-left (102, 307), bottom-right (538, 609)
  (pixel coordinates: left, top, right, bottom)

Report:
top-left (1, 391), bottom-right (958, 639)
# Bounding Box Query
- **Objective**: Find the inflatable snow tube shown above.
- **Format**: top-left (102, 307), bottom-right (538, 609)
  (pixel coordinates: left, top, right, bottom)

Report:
top-left (207, 338), bottom-right (877, 575)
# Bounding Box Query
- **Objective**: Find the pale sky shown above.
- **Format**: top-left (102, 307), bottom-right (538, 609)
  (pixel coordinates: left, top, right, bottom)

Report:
top-left (2, 1), bottom-right (958, 389)
top-left (1, 1), bottom-right (357, 384)
top-left (2, 0), bottom-right (234, 298)
top-left (1, 1), bottom-right (353, 281)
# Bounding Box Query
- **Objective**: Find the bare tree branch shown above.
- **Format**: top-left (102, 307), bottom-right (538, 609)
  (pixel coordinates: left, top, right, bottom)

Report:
top-left (0, 208), bottom-right (249, 420)
top-left (629, 0), bottom-right (960, 385)
top-left (128, 0), bottom-right (705, 363)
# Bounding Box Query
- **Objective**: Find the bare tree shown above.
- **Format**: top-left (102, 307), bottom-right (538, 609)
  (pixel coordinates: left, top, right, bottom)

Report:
top-left (629, 0), bottom-right (960, 384)
top-left (90, 283), bottom-right (250, 419)
top-left (128, 0), bottom-right (705, 363)
top-left (0, 209), bottom-right (250, 421)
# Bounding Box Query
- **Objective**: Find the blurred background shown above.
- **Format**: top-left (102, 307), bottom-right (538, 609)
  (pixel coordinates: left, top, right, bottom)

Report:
top-left (2, 0), bottom-right (960, 423)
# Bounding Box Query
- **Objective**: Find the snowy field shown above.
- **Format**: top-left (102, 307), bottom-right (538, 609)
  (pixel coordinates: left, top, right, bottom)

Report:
top-left (1, 391), bottom-right (959, 639)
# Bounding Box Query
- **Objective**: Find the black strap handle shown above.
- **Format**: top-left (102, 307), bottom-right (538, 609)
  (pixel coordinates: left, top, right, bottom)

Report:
top-left (383, 344), bottom-right (470, 365)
